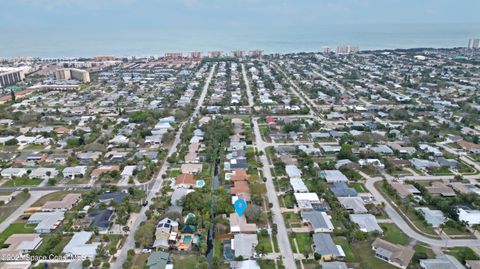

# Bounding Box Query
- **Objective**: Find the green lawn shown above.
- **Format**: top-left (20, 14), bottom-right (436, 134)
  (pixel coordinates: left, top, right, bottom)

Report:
top-left (24, 145), bottom-right (45, 150)
top-left (289, 233), bottom-right (313, 254)
top-left (0, 223), bottom-right (36, 246)
top-left (414, 244), bottom-right (435, 259)
top-left (0, 192), bottom-right (30, 223)
top-left (168, 170), bottom-right (181, 178)
top-left (442, 226), bottom-right (475, 238)
top-left (258, 259), bottom-right (276, 269)
top-left (446, 247), bottom-right (480, 264)
top-left (214, 238), bottom-right (223, 258)
top-left (279, 193), bottom-right (295, 209)
top-left (282, 212), bottom-right (301, 228)
top-left (333, 236), bottom-right (356, 262)
top-left (2, 178), bottom-right (43, 187)
top-left (349, 182), bottom-right (367, 193)
top-left (132, 253), bottom-right (149, 269)
top-left (256, 232), bottom-right (273, 253)
top-left (380, 223), bottom-right (410, 245)
top-left (172, 254), bottom-right (205, 268)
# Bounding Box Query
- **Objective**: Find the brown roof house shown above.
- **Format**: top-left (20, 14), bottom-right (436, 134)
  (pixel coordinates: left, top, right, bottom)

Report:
top-left (175, 173), bottom-right (196, 189)
top-left (457, 140), bottom-right (480, 154)
top-left (229, 213), bottom-right (257, 234)
top-left (42, 193), bottom-right (81, 211)
top-left (230, 181), bottom-right (251, 202)
top-left (425, 182), bottom-right (456, 197)
top-left (228, 169), bottom-right (249, 181)
top-left (390, 182), bottom-right (421, 199)
top-left (181, 164), bottom-right (203, 174)
top-left (0, 234), bottom-right (42, 257)
top-left (372, 238), bottom-right (414, 269)
top-left (91, 165), bottom-right (120, 179)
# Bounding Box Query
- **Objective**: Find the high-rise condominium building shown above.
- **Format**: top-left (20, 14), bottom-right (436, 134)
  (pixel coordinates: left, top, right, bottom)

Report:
top-left (55, 68), bottom-right (90, 83)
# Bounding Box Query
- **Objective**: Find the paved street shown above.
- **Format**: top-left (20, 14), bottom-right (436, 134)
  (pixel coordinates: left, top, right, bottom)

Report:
top-left (362, 172), bottom-right (480, 247)
top-left (241, 63), bottom-right (254, 107)
top-left (252, 118), bottom-right (296, 269)
top-left (112, 64), bottom-right (216, 269)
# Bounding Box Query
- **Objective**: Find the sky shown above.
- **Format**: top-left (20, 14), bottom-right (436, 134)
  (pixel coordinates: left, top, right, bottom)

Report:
top-left (1, 0), bottom-right (480, 57)
top-left (2, 0), bottom-right (480, 32)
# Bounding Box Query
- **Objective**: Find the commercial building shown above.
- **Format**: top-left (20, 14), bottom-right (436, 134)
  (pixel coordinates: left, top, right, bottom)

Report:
top-left (0, 68), bottom-right (27, 88)
top-left (468, 38), bottom-right (480, 49)
top-left (55, 68), bottom-right (91, 83)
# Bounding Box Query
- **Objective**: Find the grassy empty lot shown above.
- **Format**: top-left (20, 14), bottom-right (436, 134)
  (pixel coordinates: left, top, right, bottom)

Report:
top-left (132, 253), bottom-right (149, 269)
top-left (0, 192), bottom-right (30, 223)
top-left (288, 233), bottom-right (313, 254)
top-left (282, 212), bottom-right (301, 228)
top-left (256, 232), bottom-right (273, 253)
top-left (172, 254), bottom-right (212, 269)
top-left (2, 178), bottom-right (43, 187)
top-left (0, 223), bottom-right (36, 246)
top-left (333, 236), bottom-right (356, 262)
top-left (380, 223), bottom-right (410, 245)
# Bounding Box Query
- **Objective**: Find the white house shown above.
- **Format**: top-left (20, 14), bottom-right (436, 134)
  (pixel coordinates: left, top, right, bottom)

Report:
top-left (1, 168), bottom-right (28, 178)
top-left (62, 166), bottom-right (88, 180)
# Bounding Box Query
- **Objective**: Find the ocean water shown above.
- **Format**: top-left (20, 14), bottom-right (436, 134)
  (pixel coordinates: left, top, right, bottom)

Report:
top-left (2, 23), bottom-right (480, 58)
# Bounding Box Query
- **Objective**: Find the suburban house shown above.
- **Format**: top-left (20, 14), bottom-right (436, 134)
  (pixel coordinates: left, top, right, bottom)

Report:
top-left (63, 231), bottom-right (100, 259)
top-left (146, 251), bottom-right (173, 269)
top-left (229, 213), bottom-right (257, 234)
top-left (349, 214), bottom-right (383, 233)
top-left (231, 234), bottom-right (258, 258)
top-left (28, 211), bottom-right (65, 233)
top-left (300, 211), bottom-right (334, 233)
top-left (62, 166), bottom-right (88, 180)
top-left (153, 218), bottom-right (179, 249)
top-left (29, 168), bottom-right (58, 180)
top-left (312, 233), bottom-right (345, 261)
top-left (419, 255), bottom-right (465, 269)
top-left (42, 193), bottom-right (81, 211)
top-left (175, 173), bottom-right (196, 189)
top-left (372, 238), bottom-right (414, 269)
top-left (0, 234), bottom-right (42, 257)
top-left (321, 170), bottom-right (349, 183)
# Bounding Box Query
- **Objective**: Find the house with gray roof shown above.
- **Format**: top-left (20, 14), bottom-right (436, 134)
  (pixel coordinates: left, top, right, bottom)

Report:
top-left (420, 255), bottom-right (465, 269)
top-left (146, 251), bottom-right (171, 269)
top-left (301, 211), bottom-right (334, 233)
top-left (330, 182), bottom-right (357, 197)
top-left (337, 197), bottom-right (368, 213)
top-left (349, 214), bottom-right (383, 233)
top-left (415, 207), bottom-right (447, 228)
top-left (28, 211), bottom-right (64, 233)
top-left (321, 170), bottom-right (349, 183)
top-left (232, 234), bottom-right (258, 258)
top-left (312, 233), bottom-right (345, 261)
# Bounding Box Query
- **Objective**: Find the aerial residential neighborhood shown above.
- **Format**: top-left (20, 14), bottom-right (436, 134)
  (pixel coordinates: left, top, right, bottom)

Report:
top-left (0, 45), bottom-right (480, 269)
